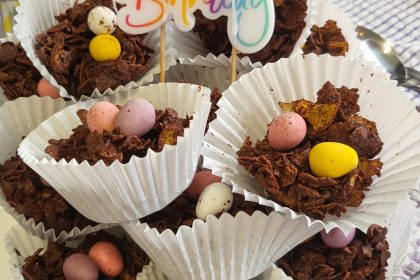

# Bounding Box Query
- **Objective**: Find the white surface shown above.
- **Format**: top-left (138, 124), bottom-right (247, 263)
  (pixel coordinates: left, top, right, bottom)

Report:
top-left (0, 210), bottom-right (17, 280)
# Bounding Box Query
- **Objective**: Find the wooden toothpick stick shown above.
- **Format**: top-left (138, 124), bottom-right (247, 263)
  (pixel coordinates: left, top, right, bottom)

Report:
top-left (160, 25), bottom-right (166, 83)
top-left (231, 47), bottom-right (237, 83)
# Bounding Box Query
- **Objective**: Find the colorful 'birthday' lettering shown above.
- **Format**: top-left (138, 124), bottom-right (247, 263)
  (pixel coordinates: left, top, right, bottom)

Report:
top-left (115, 0), bottom-right (275, 53)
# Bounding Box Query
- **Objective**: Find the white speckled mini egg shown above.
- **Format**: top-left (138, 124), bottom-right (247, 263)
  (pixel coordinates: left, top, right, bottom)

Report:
top-left (88, 6), bottom-right (117, 35)
top-left (196, 182), bottom-right (233, 221)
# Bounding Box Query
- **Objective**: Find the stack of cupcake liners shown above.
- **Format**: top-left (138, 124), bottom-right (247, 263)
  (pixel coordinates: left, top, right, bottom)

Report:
top-left (202, 54), bottom-right (420, 234)
top-left (0, 96), bottom-right (111, 242)
top-left (3, 224), bottom-right (167, 280)
top-left (175, 0), bottom-right (319, 72)
top-left (18, 83), bottom-right (212, 223)
top-left (13, 0), bottom-right (178, 101)
top-left (122, 205), bottom-right (323, 280)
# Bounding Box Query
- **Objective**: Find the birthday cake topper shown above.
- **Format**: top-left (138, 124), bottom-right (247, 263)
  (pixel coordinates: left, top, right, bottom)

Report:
top-left (115, 0), bottom-right (275, 54)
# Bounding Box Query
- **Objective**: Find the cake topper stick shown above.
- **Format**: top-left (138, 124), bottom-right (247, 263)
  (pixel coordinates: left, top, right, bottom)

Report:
top-left (160, 25), bottom-right (166, 82)
top-left (231, 48), bottom-right (237, 83)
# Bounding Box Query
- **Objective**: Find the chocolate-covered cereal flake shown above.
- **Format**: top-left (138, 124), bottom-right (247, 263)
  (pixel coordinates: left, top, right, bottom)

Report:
top-left (237, 81), bottom-right (383, 219)
top-left (0, 42), bottom-right (41, 100)
top-left (45, 108), bottom-right (190, 165)
top-left (303, 20), bottom-right (349, 56)
top-left (0, 156), bottom-right (96, 232)
top-left (277, 225), bottom-right (390, 280)
top-left (193, 0), bottom-right (307, 64)
top-left (35, 0), bottom-right (153, 99)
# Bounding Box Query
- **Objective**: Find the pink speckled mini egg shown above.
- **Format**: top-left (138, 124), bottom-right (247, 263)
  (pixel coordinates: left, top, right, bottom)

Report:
top-left (115, 98), bottom-right (156, 136)
top-left (37, 78), bottom-right (60, 99)
top-left (89, 242), bottom-right (124, 277)
top-left (268, 112), bottom-right (307, 151)
top-left (87, 101), bottom-right (119, 134)
top-left (321, 227), bottom-right (356, 248)
top-left (186, 170), bottom-right (222, 199)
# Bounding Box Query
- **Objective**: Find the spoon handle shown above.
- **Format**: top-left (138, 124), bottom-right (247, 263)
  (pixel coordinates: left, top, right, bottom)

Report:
top-left (398, 80), bottom-right (420, 92)
top-left (407, 67), bottom-right (420, 82)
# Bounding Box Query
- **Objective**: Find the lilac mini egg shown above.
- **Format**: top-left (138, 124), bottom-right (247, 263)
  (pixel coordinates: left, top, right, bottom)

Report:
top-left (63, 253), bottom-right (99, 280)
top-left (268, 112), bottom-right (307, 151)
top-left (87, 101), bottom-right (119, 134)
top-left (321, 227), bottom-right (356, 248)
top-left (115, 98), bottom-right (156, 136)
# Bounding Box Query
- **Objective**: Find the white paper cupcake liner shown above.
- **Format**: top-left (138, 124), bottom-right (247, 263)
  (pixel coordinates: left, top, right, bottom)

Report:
top-left (0, 96), bottom-right (111, 242)
top-left (257, 265), bottom-right (292, 280)
top-left (18, 83), bottom-right (211, 223)
top-left (13, 0), bottom-right (177, 102)
top-left (0, 33), bottom-right (20, 105)
top-left (122, 189), bottom-right (323, 280)
top-left (157, 63), bottom-right (232, 92)
top-left (3, 224), bottom-right (166, 280)
top-left (308, 0), bottom-right (363, 60)
top-left (386, 198), bottom-right (420, 279)
top-left (175, 0), bottom-right (319, 73)
top-left (201, 54), bottom-right (420, 234)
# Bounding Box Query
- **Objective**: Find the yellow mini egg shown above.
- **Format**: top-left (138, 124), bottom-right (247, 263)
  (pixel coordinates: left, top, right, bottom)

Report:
top-left (309, 142), bottom-right (358, 178)
top-left (89, 35), bottom-right (121, 62)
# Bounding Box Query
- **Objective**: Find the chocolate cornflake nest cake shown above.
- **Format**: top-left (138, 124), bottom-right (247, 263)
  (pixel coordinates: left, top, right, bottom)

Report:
top-left (303, 20), bottom-right (349, 56)
top-left (140, 192), bottom-right (272, 233)
top-left (277, 225), bottom-right (390, 279)
top-left (0, 156), bottom-right (96, 232)
top-left (237, 81), bottom-right (384, 219)
top-left (35, 0), bottom-right (154, 99)
top-left (45, 108), bottom-right (190, 166)
top-left (0, 42), bottom-right (42, 100)
top-left (21, 231), bottom-right (150, 280)
top-left (193, 0), bottom-right (307, 63)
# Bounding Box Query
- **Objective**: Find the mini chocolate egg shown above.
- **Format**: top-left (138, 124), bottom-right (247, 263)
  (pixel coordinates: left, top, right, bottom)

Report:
top-left (88, 6), bottom-right (117, 35)
top-left (89, 241), bottom-right (124, 277)
top-left (115, 98), bottom-right (156, 136)
top-left (196, 182), bottom-right (233, 221)
top-left (37, 78), bottom-right (60, 99)
top-left (309, 142), bottom-right (358, 178)
top-left (186, 170), bottom-right (222, 199)
top-left (89, 35), bottom-right (121, 62)
top-left (63, 253), bottom-right (99, 280)
top-left (268, 112), bottom-right (307, 151)
top-left (321, 227), bottom-right (356, 248)
top-left (87, 101), bottom-right (119, 134)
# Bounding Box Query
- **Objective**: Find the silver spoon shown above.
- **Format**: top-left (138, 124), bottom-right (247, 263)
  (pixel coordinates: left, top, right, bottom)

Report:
top-left (356, 26), bottom-right (420, 92)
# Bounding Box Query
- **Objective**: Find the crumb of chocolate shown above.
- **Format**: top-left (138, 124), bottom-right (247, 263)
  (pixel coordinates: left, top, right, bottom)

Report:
top-left (206, 88), bottom-right (222, 132)
top-left (303, 20), bottom-right (349, 56)
top-left (193, 0), bottom-right (307, 64)
top-left (0, 42), bottom-right (42, 100)
top-left (277, 225), bottom-right (390, 280)
top-left (0, 156), bottom-right (96, 232)
top-left (45, 108), bottom-right (190, 165)
top-left (21, 231), bottom-right (149, 280)
top-left (237, 81), bottom-right (383, 219)
top-left (140, 192), bottom-right (272, 233)
top-left (35, 0), bottom-right (154, 99)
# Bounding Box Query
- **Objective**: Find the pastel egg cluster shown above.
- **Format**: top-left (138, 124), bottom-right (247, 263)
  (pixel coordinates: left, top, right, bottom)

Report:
top-left (87, 6), bottom-right (121, 62)
top-left (86, 98), bottom-right (156, 136)
top-left (268, 112), bottom-right (359, 180)
top-left (186, 171), bottom-right (235, 221)
top-left (63, 241), bottom-right (124, 280)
